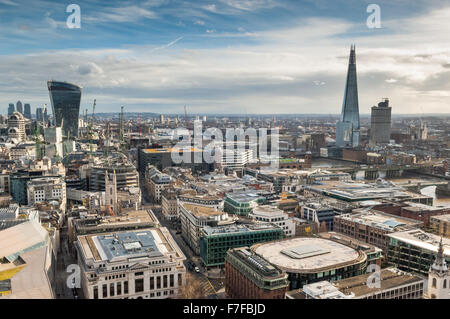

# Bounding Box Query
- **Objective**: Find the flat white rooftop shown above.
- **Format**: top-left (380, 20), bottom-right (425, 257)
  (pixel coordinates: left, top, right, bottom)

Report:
top-left (253, 237), bottom-right (362, 273)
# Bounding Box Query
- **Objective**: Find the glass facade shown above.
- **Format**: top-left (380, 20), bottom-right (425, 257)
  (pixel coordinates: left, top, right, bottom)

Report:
top-left (200, 228), bottom-right (284, 267)
top-left (47, 81), bottom-right (82, 138)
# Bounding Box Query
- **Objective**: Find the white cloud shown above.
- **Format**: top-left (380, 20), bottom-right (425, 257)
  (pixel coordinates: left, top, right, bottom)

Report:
top-left (3, 6), bottom-right (450, 114)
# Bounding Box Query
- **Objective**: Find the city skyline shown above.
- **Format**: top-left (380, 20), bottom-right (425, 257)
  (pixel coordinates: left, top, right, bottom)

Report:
top-left (1, 1), bottom-right (450, 114)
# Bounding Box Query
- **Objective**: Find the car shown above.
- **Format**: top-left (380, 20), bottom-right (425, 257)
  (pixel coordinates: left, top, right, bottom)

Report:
top-left (194, 266), bottom-right (200, 273)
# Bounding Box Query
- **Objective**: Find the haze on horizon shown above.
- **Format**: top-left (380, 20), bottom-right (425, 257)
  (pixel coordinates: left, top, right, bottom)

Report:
top-left (1, 0), bottom-right (450, 115)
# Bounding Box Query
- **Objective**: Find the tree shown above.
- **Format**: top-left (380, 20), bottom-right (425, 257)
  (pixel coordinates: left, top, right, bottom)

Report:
top-left (177, 273), bottom-right (208, 299)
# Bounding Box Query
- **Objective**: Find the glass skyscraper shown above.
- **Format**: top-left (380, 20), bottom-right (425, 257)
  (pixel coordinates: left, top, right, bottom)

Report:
top-left (24, 103), bottom-right (31, 119)
top-left (336, 45), bottom-right (360, 148)
top-left (8, 103), bottom-right (15, 116)
top-left (47, 81), bottom-right (82, 138)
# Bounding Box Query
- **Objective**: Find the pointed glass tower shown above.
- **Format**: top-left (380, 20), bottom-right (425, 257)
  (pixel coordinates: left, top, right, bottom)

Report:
top-left (336, 45), bottom-right (360, 148)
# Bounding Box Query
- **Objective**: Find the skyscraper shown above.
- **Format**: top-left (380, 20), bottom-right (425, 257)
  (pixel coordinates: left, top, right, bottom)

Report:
top-left (8, 103), bottom-right (15, 116)
top-left (36, 107), bottom-right (43, 122)
top-left (370, 98), bottom-right (392, 146)
top-left (16, 101), bottom-right (23, 114)
top-left (24, 103), bottom-right (31, 119)
top-left (47, 81), bottom-right (82, 138)
top-left (336, 45), bottom-right (360, 148)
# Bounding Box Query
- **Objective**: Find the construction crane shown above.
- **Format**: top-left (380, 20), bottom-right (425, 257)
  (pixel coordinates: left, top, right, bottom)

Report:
top-left (87, 99), bottom-right (96, 156)
top-left (138, 114), bottom-right (141, 136)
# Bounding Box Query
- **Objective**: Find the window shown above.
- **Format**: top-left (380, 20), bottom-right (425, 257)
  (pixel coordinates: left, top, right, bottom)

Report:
top-left (124, 281), bottom-right (129, 294)
top-left (444, 279), bottom-right (447, 289)
top-left (135, 278), bottom-right (144, 293)
top-left (432, 278), bottom-right (437, 288)
top-left (170, 274), bottom-right (174, 287)
top-left (117, 282), bottom-right (122, 295)
top-left (157, 276), bottom-right (161, 289)
top-left (93, 286), bottom-right (98, 299)
top-left (102, 284), bottom-right (107, 298)
top-left (110, 283), bottom-right (115, 297)
top-left (150, 277), bottom-right (154, 290)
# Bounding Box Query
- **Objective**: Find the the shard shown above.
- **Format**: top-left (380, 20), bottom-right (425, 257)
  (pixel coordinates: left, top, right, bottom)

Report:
top-left (336, 45), bottom-right (360, 148)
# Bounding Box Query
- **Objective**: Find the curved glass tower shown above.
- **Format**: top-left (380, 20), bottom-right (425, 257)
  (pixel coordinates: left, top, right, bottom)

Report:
top-left (336, 45), bottom-right (360, 148)
top-left (47, 81), bottom-right (82, 138)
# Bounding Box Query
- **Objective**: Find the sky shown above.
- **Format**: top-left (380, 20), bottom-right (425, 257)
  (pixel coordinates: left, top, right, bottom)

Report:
top-left (1, 0), bottom-right (450, 115)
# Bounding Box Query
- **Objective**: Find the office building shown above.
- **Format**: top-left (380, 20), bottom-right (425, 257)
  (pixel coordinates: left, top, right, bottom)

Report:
top-left (47, 80), bottom-right (82, 138)
top-left (27, 177), bottom-right (67, 213)
top-left (179, 203), bottom-right (237, 255)
top-left (36, 107), bottom-right (44, 122)
top-left (7, 103), bottom-right (15, 116)
top-left (387, 229), bottom-right (450, 276)
top-left (430, 214), bottom-right (450, 238)
top-left (224, 191), bottom-right (266, 216)
top-left (301, 202), bottom-right (337, 231)
top-left (15, 101), bottom-right (23, 114)
top-left (251, 237), bottom-right (368, 290)
top-left (200, 223), bottom-right (284, 267)
top-left (250, 205), bottom-right (295, 237)
top-left (288, 268), bottom-right (424, 299)
top-left (24, 103), bottom-right (31, 119)
top-left (76, 228), bottom-right (186, 299)
top-left (225, 247), bottom-right (289, 299)
top-left (370, 98), bottom-right (392, 145)
top-left (336, 45), bottom-right (360, 148)
top-left (334, 209), bottom-right (422, 257)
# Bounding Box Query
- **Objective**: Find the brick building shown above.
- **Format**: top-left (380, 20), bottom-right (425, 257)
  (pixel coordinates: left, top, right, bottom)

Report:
top-left (225, 247), bottom-right (289, 299)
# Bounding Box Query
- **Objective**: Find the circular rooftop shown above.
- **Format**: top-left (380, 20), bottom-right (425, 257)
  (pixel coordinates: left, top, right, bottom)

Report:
top-left (252, 237), bottom-right (365, 273)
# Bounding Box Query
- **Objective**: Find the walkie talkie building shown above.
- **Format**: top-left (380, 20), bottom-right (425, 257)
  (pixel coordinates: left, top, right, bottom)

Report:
top-left (47, 80), bottom-right (82, 138)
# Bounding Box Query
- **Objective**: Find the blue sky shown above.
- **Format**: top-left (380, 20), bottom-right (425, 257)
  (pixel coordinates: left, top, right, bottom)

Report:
top-left (1, 0), bottom-right (450, 115)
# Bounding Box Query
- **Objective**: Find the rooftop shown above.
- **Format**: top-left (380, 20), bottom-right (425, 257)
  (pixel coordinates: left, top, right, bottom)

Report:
top-left (337, 209), bottom-right (421, 231)
top-left (252, 237), bottom-right (364, 273)
top-left (333, 267), bottom-right (424, 298)
top-left (388, 229), bottom-right (450, 257)
top-left (202, 222), bottom-right (280, 236)
top-left (142, 147), bottom-right (202, 154)
top-left (226, 191), bottom-right (265, 203)
top-left (78, 227), bottom-right (180, 263)
top-left (182, 203), bottom-right (224, 218)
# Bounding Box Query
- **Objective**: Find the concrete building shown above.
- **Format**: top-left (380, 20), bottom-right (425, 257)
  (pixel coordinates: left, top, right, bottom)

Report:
top-left (370, 98), bottom-right (392, 146)
top-left (44, 127), bottom-right (63, 159)
top-left (225, 247), bottom-right (289, 299)
top-left (250, 205), bottom-right (295, 237)
top-left (430, 214), bottom-right (450, 238)
top-left (179, 203), bottom-right (237, 255)
top-left (288, 268), bottom-right (424, 299)
top-left (387, 229), bottom-right (450, 276)
top-left (224, 191), bottom-right (266, 216)
top-left (0, 218), bottom-right (56, 298)
top-left (146, 167), bottom-right (171, 203)
top-left (161, 189), bottom-right (179, 221)
top-left (8, 112), bottom-right (26, 143)
top-left (301, 202), bottom-right (337, 232)
top-left (76, 227), bottom-right (186, 299)
top-left (251, 237), bottom-right (368, 290)
top-left (89, 160), bottom-right (139, 192)
top-left (334, 209), bottom-right (422, 258)
top-left (27, 177), bottom-right (67, 213)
